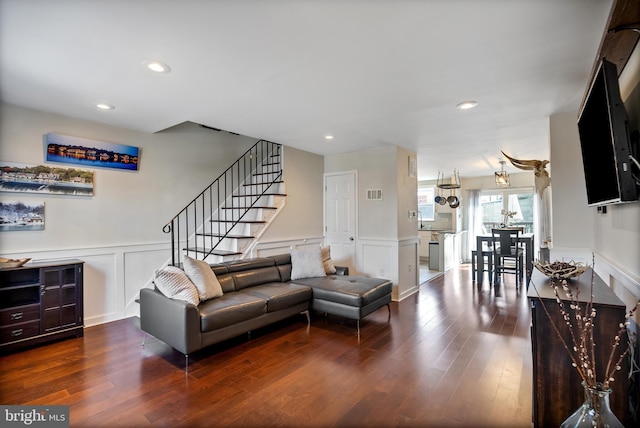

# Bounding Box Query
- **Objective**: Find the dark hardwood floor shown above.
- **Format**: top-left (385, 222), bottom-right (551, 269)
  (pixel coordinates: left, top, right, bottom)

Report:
top-left (0, 264), bottom-right (532, 427)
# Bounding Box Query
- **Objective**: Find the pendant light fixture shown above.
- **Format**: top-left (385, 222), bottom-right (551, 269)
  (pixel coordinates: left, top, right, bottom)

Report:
top-left (495, 160), bottom-right (510, 187)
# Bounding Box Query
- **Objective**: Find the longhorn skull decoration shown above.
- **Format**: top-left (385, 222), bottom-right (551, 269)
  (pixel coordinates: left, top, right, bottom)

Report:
top-left (501, 151), bottom-right (550, 197)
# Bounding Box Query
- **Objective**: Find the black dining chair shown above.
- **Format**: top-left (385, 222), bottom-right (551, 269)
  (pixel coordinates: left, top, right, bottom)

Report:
top-left (491, 228), bottom-right (524, 286)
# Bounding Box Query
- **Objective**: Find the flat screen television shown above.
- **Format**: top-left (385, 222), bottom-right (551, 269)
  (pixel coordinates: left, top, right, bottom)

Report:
top-left (577, 58), bottom-right (638, 206)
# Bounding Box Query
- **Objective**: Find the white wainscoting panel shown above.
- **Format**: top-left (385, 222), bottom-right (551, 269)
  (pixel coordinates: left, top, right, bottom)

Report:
top-left (124, 248), bottom-right (170, 318)
top-left (1, 242), bottom-right (169, 327)
top-left (251, 236), bottom-right (325, 258)
top-left (595, 252), bottom-right (640, 312)
top-left (359, 239), bottom-right (396, 282)
top-left (397, 237), bottom-right (420, 301)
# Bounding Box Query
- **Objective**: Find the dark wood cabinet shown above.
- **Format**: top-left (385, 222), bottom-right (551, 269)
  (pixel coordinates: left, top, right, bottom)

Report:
top-left (0, 260), bottom-right (83, 352)
top-left (528, 269), bottom-right (629, 427)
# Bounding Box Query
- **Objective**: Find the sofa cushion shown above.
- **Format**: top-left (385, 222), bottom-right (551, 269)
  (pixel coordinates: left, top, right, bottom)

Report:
top-left (199, 293), bottom-right (267, 331)
top-left (223, 258), bottom-right (275, 272)
top-left (321, 245), bottom-right (337, 274)
top-left (183, 256), bottom-right (224, 301)
top-left (268, 254), bottom-right (292, 282)
top-left (232, 266), bottom-right (283, 290)
top-left (244, 283), bottom-right (312, 312)
top-left (210, 265), bottom-right (235, 293)
top-left (292, 276), bottom-right (392, 307)
top-left (153, 266), bottom-right (200, 306)
top-left (290, 247), bottom-right (326, 280)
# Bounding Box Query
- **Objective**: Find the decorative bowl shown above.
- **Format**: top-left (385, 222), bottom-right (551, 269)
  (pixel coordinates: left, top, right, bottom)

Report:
top-left (534, 260), bottom-right (589, 280)
top-left (0, 257), bottom-right (31, 269)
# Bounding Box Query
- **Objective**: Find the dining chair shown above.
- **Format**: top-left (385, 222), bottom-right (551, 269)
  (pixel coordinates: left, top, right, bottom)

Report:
top-left (472, 239), bottom-right (493, 285)
top-left (491, 228), bottom-right (524, 286)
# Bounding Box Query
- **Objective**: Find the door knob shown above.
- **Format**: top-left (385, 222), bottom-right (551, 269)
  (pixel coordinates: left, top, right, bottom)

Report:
top-left (349, 237), bottom-right (354, 241)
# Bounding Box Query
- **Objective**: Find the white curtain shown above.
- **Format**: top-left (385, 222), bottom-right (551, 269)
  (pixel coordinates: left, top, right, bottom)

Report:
top-left (466, 189), bottom-right (482, 261)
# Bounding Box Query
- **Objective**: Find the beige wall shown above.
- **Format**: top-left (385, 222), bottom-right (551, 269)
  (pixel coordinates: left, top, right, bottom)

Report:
top-left (549, 111), bottom-right (595, 253)
top-left (325, 145), bottom-right (419, 299)
top-left (549, 43), bottom-right (640, 301)
top-left (325, 146), bottom-right (400, 240)
top-left (397, 145), bottom-right (418, 240)
top-left (0, 103), bottom-right (325, 323)
top-left (0, 104), bottom-right (257, 253)
top-left (259, 145), bottom-right (324, 241)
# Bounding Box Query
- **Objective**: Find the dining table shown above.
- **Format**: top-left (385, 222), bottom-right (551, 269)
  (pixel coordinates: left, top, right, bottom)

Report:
top-left (475, 232), bottom-right (535, 286)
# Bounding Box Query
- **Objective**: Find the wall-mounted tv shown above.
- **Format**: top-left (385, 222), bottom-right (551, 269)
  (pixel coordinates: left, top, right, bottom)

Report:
top-left (577, 58), bottom-right (638, 206)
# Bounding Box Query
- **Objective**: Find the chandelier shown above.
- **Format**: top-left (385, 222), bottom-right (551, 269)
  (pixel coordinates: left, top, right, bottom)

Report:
top-left (495, 160), bottom-right (510, 187)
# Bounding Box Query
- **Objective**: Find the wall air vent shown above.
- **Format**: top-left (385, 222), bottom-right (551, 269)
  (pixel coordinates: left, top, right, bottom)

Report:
top-left (366, 189), bottom-right (383, 201)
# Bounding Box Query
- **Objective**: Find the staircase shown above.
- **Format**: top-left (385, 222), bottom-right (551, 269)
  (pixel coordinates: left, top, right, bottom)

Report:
top-left (163, 140), bottom-right (284, 266)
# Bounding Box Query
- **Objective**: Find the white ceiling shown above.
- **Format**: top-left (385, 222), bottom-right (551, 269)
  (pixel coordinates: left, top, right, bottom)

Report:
top-left (0, 0), bottom-right (613, 180)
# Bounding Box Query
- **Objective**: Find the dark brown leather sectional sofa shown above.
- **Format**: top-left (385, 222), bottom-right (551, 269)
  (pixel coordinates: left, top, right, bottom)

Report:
top-left (139, 253), bottom-right (392, 361)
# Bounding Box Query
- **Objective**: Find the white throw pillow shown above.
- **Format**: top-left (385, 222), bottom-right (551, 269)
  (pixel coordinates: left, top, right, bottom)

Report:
top-left (183, 255), bottom-right (224, 301)
top-left (321, 245), bottom-right (337, 274)
top-left (153, 266), bottom-right (200, 306)
top-left (290, 246), bottom-right (326, 280)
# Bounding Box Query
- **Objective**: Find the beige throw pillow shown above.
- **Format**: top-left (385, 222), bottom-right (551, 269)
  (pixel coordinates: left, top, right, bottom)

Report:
top-left (290, 246), bottom-right (326, 280)
top-left (321, 245), bottom-right (337, 274)
top-left (153, 266), bottom-right (200, 306)
top-left (183, 256), bottom-right (223, 301)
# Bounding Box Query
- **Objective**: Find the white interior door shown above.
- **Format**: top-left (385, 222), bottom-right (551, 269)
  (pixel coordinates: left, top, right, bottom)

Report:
top-left (324, 171), bottom-right (357, 273)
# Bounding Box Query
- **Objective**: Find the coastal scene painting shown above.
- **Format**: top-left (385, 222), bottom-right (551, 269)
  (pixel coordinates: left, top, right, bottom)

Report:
top-left (0, 201), bottom-right (45, 231)
top-left (0, 161), bottom-right (94, 196)
top-left (45, 132), bottom-right (139, 171)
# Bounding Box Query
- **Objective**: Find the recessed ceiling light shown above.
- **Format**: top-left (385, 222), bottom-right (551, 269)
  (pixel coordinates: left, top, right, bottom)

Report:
top-left (142, 60), bottom-right (171, 74)
top-left (325, 135), bottom-right (334, 140)
top-left (96, 103), bottom-right (115, 110)
top-left (456, 101), bottom-right (478, 110)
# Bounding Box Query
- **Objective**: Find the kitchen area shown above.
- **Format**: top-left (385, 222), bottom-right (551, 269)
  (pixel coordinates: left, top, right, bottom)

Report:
top-left (418, 216), bottom-right (464, 273)
top-left (418, 172), bottom-right (465, 276)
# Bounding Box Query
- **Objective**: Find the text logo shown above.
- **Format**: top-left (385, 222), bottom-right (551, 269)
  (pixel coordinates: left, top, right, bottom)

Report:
top-left (1, 406), bottom-right (69, 427)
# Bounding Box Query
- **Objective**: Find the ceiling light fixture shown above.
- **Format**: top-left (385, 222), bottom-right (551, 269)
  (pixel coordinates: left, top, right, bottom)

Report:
top-left (142, 60), bottom-right (171, 74)
top-left (324, 135), bottom-right (334, 140)
top-left (456, 101), bottom-right (478, 110)
top-left (495, 160), bottom-right (510, 187)
top-left (95, 103), bottom-right (115, 110)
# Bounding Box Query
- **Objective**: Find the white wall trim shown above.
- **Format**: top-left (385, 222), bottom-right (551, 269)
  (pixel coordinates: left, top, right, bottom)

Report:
top-left (2, 242), bottom-right (170, 327)
top-left (550, 246), bottom-right (640, 306)
top-left (357, 237), bottom-right (420, 302)
top-left (397, 237), bottom-right (420, 301)
top-left (594, 252), bottom-right (640, 301)
top-left (250, 236), bottom-right (325, 258)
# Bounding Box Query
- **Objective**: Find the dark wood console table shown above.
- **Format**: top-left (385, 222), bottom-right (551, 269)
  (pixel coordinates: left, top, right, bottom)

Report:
top-left (528, 269), bottom-right (629, 427)
top-left (0, 259), bottom-right (84, 353)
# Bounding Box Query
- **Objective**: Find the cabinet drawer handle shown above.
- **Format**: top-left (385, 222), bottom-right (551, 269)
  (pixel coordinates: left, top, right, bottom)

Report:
top-left (11, 329), bottom-right (23, 337)
top-left (11, 312), bottom-right (23, 320)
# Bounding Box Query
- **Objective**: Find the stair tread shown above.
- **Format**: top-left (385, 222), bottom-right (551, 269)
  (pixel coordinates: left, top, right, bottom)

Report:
top-left (233, 193), bottom-right (287, 197)
top-left (196, 232), bottom-right (255, 239)
top-left (253, 171), bottom-right (282, 176)
top-left (243, 180), bottom-right (283, 186)
top-left (221, 206), bottom-right (277, 210)
top-left (184, 248), bottom-right (242, 256)
top-left (210, 219), bottom-right (267, 224)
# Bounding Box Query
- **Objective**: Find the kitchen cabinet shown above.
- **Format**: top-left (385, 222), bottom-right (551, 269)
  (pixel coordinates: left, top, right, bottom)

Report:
top-left (418, 230), bottom-right (431, 260)
top-left (443, 233), bottom-right (455, 271)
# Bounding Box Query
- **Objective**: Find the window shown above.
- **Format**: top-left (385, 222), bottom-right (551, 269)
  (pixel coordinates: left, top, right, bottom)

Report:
top-left (478, 189), bottom-right (534, 233)
top-left (418, 186), bottom-right (435, 221)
